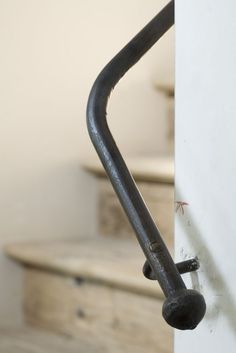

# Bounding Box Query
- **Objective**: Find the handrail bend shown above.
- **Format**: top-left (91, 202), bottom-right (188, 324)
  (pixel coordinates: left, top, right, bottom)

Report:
top-left (86, 0), bottom-right (206, 330)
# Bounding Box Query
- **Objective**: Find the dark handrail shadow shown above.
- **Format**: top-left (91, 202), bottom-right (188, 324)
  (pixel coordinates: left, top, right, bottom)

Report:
top-left (175, 190), bottom-right (236, 334)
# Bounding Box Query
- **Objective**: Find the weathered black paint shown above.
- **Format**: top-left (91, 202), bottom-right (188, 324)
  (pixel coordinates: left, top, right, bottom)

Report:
top-left (143, 258), bottom-right (200, 281)
top-left (86, 0), bottom-right (206, 330)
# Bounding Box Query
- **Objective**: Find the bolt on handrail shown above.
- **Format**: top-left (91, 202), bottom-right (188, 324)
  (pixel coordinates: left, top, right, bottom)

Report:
top-left (86, 0), bottom-right (206, 330)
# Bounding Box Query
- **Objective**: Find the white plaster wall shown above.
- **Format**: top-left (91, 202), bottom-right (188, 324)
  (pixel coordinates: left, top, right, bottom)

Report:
top-left (175, 1), bottom-right (236, 351)
top-left (0, 0), bottom-right (173, 326)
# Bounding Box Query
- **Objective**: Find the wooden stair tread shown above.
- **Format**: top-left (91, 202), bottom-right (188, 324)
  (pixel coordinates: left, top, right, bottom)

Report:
top-left (0, 326), bottom-right (108, 353)
top-left (82, 156), bottom-right (174, 183)
top-left (0, 324), bottom-right (163, 353)
top-left (5, 237), bottom-right (165, 298)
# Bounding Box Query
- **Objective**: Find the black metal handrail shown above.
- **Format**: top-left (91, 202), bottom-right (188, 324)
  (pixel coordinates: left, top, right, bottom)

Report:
top-left (87, 0), bottom-right (206, 330)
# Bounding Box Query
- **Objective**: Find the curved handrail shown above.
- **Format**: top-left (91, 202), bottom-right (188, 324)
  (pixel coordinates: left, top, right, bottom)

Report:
top-left (87, 0), bottom-right (206, 330)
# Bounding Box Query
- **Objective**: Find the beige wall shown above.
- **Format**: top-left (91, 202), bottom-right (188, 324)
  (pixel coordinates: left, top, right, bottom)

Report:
top-left (0, 0), bottom-right (173, 325)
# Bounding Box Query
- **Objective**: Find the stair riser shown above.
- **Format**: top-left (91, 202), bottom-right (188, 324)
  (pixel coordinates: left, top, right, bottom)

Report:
top-left (24, 268), bottom-right (172, 353)
top-left (98, 179), bottom-right (174, 244)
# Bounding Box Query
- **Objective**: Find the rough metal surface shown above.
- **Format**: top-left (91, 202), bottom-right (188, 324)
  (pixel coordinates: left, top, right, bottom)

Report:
top-left (86, 0), bottom-right (206, 329)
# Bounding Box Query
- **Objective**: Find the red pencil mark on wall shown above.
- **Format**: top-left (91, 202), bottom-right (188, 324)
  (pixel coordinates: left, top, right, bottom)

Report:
top-left (175, 201), bottom-right (189, 215)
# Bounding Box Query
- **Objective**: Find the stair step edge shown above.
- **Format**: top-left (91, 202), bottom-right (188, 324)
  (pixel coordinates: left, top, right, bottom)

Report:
top-left (5, 238), bottom-right (164, 299)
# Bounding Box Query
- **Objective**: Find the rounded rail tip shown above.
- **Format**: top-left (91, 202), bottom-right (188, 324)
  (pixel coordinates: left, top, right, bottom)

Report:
top-left (162, 289), bottom-right (206, 330)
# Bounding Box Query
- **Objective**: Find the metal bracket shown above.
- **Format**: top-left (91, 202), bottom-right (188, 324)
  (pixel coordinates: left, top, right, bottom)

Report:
top-left (143, 258), bottom-right (200, 281)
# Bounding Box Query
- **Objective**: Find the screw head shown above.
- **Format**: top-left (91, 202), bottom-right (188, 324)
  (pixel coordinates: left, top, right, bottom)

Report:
top-left (149, 241), bottom-right (159, 252)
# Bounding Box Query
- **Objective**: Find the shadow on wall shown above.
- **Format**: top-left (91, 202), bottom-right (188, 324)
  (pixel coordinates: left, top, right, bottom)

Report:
top-left (0, 162), bottom-right (97, 242)
top-left (175, 190), bottom-right (236, 335)
top-left (0, 255), bottom-right (23, 327)
top-left (0, 162), bottom-right (97, 325)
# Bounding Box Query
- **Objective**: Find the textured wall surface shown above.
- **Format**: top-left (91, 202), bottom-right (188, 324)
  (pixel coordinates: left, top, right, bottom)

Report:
top-left (175, 1), bottom-right (236, 351)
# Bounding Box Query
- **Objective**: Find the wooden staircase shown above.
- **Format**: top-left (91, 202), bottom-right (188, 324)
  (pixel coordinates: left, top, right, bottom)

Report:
top-left (84, 156), bottom-right (174, 241)
top-left (4, 157), bottom-right (174, 353)
top-left (0, 326), bottom-right (104, 353)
